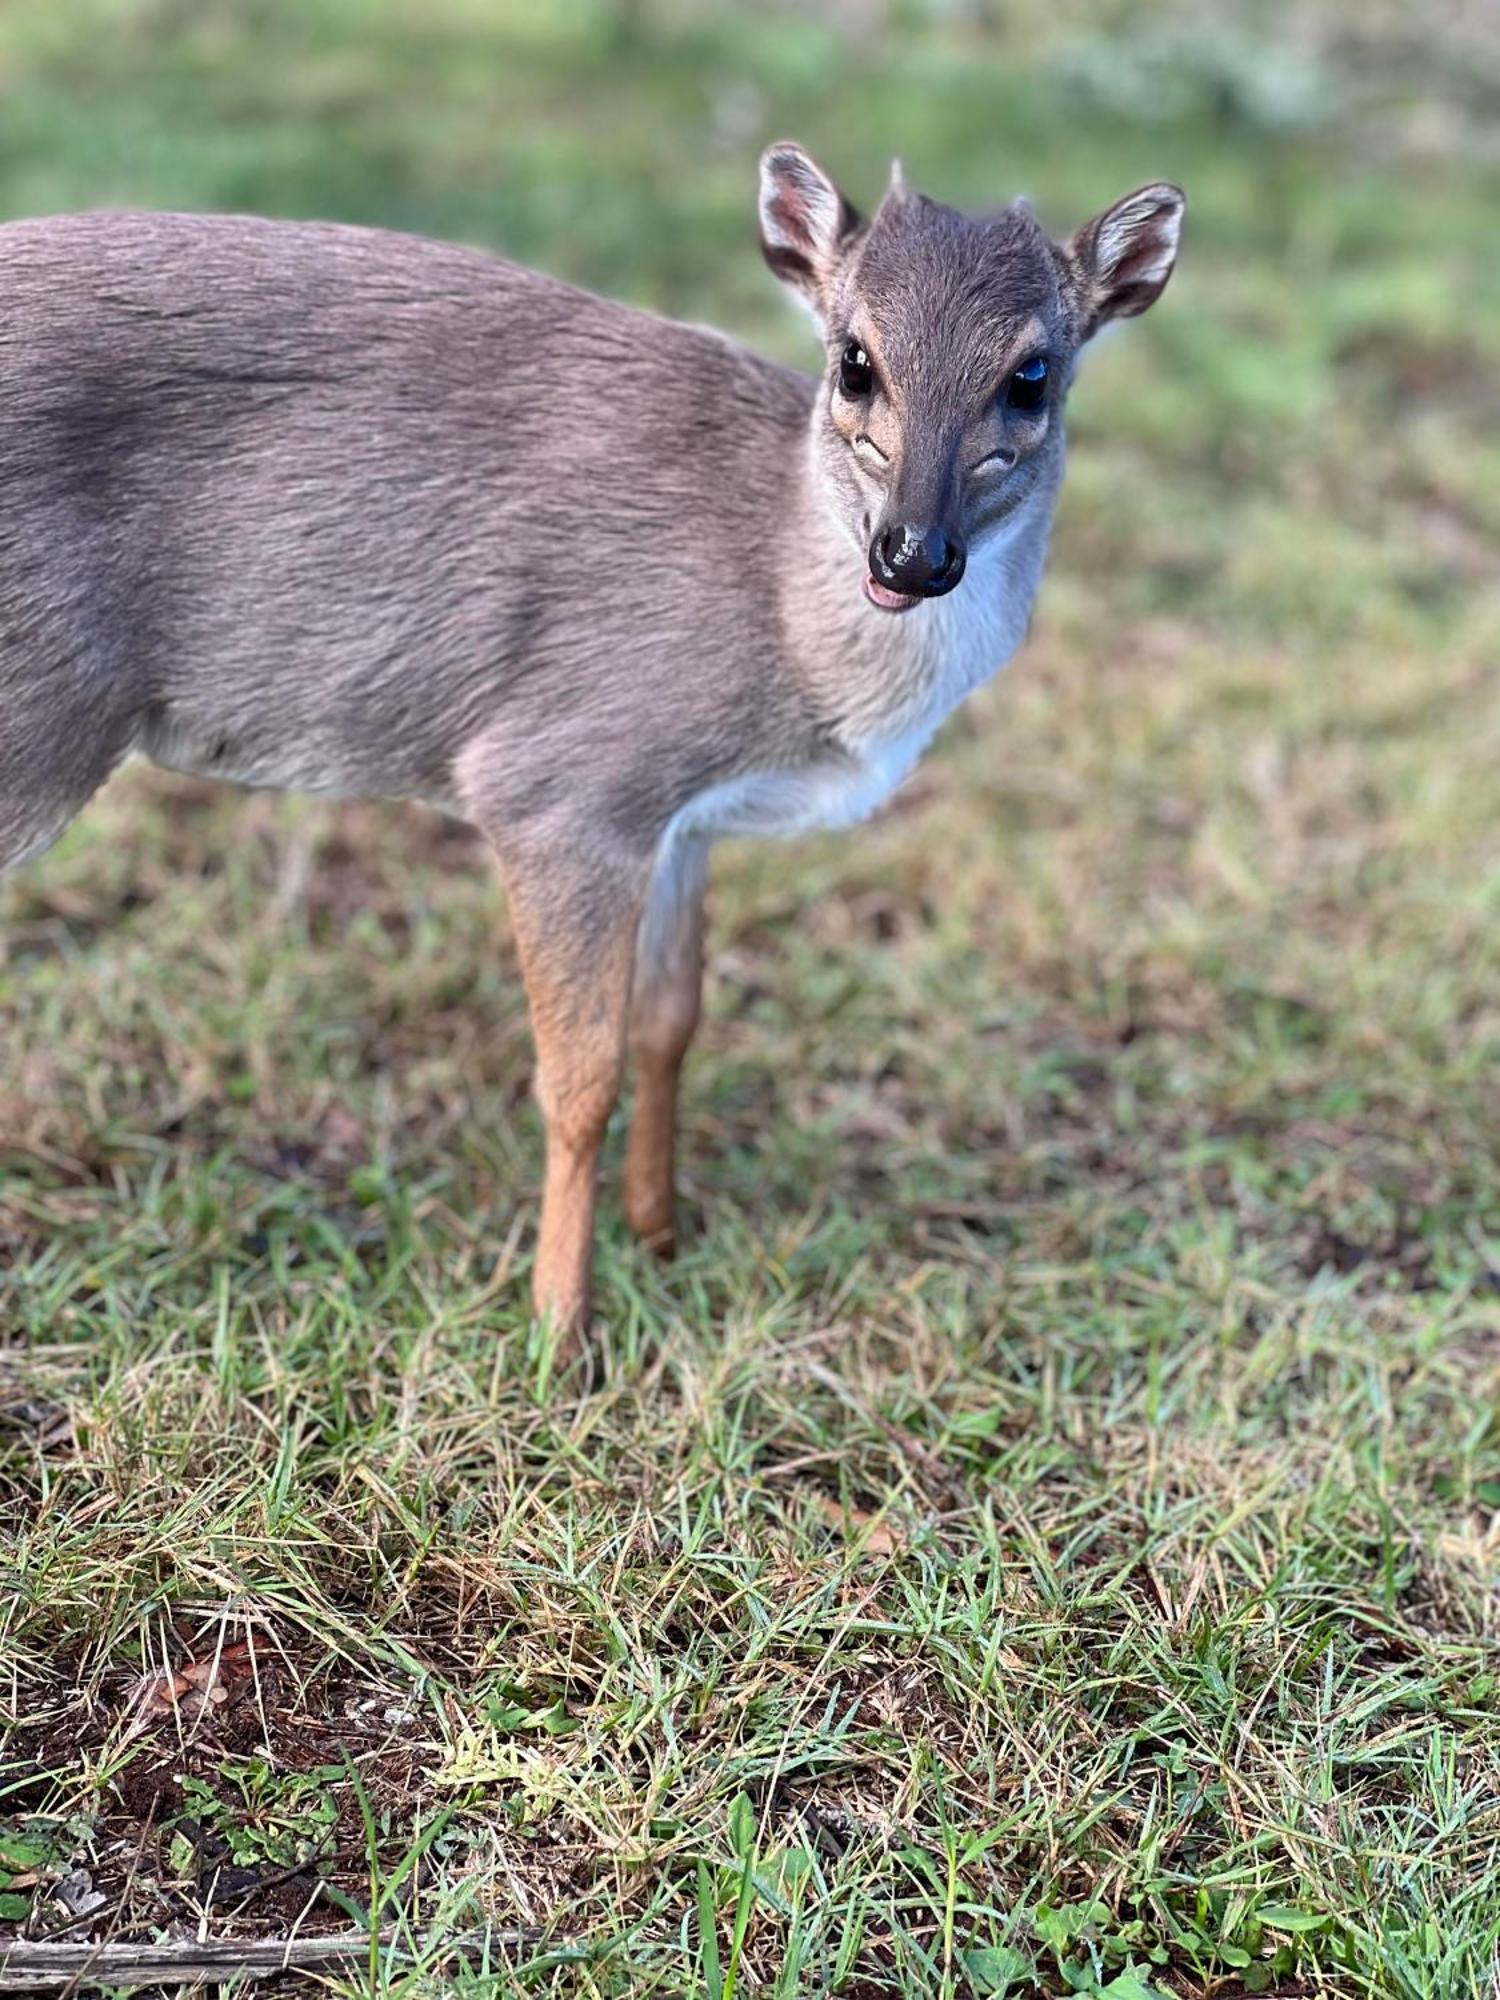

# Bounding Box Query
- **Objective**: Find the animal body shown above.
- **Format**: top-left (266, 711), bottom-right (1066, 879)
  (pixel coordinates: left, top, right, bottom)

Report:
top-left (0, 145), bottom-right (1183, 1334)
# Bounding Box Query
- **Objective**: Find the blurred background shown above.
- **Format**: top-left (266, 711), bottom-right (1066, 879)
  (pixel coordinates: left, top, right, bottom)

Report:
top-left (6, 0), bottom-right (1500, 430)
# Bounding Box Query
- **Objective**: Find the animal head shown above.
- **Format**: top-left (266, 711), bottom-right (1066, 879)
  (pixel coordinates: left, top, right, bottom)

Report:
top-left (758, 144), bottom-right (1184, 612)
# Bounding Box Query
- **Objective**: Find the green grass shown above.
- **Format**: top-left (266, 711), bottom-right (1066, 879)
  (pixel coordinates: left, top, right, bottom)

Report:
top-left (2, 1), bottom-right (1499, 1994)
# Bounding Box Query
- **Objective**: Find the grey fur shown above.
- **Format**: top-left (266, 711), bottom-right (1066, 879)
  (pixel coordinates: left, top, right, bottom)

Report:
top-left (0, 211), bottom-right (818, 864)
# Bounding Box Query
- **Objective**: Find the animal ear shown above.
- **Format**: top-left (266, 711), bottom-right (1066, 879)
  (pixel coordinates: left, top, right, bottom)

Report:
top-left (758, 142), bottom-right (862, 316)
top-left (1065, 182), bottom-right (1184, 337)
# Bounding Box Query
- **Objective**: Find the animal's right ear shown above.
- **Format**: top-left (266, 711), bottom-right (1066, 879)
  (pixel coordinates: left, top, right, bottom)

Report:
top-left (758, 142), bottom-right (862, 318)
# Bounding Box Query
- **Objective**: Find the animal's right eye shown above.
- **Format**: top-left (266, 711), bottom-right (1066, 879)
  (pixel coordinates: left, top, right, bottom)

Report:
top-left (838, 341), bottom-right (873, 398)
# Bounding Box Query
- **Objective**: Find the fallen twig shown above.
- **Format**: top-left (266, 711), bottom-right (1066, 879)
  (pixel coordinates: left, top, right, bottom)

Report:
top-left (0, 1924), bottom-right (544, 1991)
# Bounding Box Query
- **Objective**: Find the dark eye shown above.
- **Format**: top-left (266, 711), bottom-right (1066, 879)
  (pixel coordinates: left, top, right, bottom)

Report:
top-left (839, 341), bottom-right (873, 398)
top-left (1007, 354), bottom-right (1049, 411)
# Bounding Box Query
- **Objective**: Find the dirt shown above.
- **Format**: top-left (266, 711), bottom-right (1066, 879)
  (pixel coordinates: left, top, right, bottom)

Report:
top-left (0, 1641), bottom-right (428, 1949)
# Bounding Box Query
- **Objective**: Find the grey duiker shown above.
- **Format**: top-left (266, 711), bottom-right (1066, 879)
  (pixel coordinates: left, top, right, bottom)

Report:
top-left (0, 145), bottom-right (1182, 1338)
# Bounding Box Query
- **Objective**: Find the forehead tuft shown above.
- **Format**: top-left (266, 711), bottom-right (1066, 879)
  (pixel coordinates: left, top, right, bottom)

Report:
top-left (843, 197), bottom-right (1063, 382)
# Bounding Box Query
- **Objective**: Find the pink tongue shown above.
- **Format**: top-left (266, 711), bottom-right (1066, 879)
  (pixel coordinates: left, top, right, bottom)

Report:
top-left (865, 576), bottom-right (917, 611)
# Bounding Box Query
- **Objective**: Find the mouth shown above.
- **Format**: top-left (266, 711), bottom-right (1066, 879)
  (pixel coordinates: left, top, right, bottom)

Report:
top-left (862, 574), bottom-right (922, 614)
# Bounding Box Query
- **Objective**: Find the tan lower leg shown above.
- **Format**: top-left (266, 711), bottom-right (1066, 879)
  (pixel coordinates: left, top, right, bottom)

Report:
top-left (501, 854), bottom-right (643, 1336)
top-left (531, 1045), bottom-right (621, 1331)
top-left (624, 1050), bottom-right (686, 1254)
top-left (624, 855), bottom-right (705, 1258)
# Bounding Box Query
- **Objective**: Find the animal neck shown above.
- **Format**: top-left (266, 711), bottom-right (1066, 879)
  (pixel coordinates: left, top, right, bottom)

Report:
top-left (775, 435), bottom-right (1061, 758)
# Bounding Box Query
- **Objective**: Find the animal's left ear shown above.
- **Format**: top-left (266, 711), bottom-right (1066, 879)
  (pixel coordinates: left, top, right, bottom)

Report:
top-left (1064, 182), bottom-right (1185, 338)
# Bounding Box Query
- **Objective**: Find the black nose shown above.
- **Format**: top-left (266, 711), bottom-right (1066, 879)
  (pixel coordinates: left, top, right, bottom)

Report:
top-left (870, 523), bottom-right (967, 598)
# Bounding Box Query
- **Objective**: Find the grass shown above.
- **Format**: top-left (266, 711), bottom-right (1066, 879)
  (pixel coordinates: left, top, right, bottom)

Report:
top-left (2, 0), bottom-right (1499, 1993)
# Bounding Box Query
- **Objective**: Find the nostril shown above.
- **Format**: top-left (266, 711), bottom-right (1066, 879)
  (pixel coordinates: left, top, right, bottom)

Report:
top-left (931, 537), bottom-right (966, 593)
top-left (869, 527), bottom-right (902, 587)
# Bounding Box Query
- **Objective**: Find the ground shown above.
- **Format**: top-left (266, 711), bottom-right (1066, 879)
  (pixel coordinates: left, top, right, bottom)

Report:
top-left (1, 2), bottom-right (1499, 1995)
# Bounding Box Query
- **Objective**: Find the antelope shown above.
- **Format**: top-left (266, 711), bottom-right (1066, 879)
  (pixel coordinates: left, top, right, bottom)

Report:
top-left (0, 146), bottom-right (1183, 1338)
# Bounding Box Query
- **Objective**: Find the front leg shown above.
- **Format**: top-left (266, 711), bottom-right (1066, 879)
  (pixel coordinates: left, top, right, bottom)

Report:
top-left (495, 837), bottom-right (650, 1335)
top-left (624, 836), bottom-right (708, 1258)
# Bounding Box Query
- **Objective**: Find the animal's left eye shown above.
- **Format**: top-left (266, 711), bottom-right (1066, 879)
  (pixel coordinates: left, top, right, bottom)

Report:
top-left (1007, 355), bottom-right (1049, 411)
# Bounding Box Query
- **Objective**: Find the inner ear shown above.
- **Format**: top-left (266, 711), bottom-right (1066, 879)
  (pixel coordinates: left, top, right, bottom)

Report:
top-left (758, 142), bottom-right (862, 315)
top-left (1066, 182), bottom-right (1185, 337)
